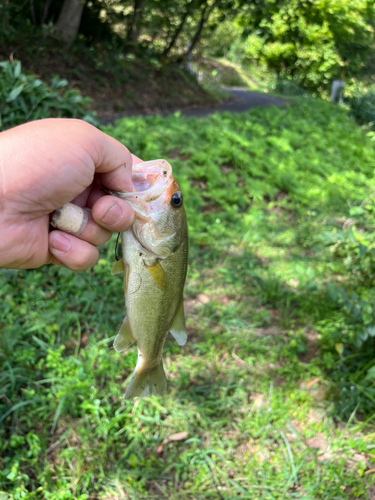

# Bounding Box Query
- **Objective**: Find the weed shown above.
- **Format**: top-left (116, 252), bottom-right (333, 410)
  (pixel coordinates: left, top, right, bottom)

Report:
top-left (1, 98), bottom-right (375, 498)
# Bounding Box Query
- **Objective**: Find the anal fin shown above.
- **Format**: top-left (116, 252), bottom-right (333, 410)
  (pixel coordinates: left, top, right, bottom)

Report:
top-left (169, 299), bottom-right (187, 346)
top-left (114, 317), bottom-right (135, 353)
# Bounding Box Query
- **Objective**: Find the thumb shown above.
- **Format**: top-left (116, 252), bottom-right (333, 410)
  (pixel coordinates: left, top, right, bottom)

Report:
top-left (93, 131), bottom-right (134, 192)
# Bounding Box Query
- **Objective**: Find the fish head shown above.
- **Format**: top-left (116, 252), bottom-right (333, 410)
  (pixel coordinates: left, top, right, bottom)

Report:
top-left (112, 159), bottom-right (187, 259)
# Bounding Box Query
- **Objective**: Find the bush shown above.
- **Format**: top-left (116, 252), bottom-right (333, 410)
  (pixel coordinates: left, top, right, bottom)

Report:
top-left (273, 78), bottom-right (312, 97)
top-left (349, 92), bottom-right (375, 128)
top-left (0, 60), bottom-right (98, 130)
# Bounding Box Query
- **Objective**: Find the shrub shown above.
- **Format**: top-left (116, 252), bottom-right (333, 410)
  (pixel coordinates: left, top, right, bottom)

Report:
top-left (273, 78), bottom-right (312, 97)
top-left (349, 92), bottom-right (375, 128)
top-left (0, 60), bottom-right (98, 130)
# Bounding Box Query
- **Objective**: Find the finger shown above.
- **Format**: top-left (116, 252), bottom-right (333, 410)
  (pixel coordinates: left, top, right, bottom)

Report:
top-left (88, 156), bottom-right (143, 207)
top-left (77, 211), bottom-right (112, 246)
top-left (51, 205), bottom-right (112, 245)
top-left (51, 203), bottom-right (88, 235)
top-left (86, 180), bottom-right (106, 209)
top-left (94, 131), bottom-right (134, 192)
top-left (71, 185), bottom-right (92, 208)
top-left (92, 195), bottom-right (135, 233)
top-left (132, 154), bottom-right (143, 164)
top-left (86, 156), bottom-right (143, 209)
top-left (49, 231), bottom-right (99, 271)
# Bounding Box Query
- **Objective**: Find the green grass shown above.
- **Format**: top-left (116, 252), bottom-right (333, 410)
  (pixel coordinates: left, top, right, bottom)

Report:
top-left (2, 99), bottom-right (375, 499)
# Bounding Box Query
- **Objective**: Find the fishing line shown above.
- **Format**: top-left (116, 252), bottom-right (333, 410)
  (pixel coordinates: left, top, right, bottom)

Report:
top-left (115, 233), bottom-right (121, 261)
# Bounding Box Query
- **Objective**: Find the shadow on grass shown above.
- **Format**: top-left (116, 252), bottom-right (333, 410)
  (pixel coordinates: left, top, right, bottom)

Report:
top-left (188, 243), bottom-right (375, 421)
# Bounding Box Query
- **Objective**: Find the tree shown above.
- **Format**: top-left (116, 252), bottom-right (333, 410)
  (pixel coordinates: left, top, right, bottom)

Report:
top-left (184, 0), bottom-right (237, 62)
top-left (185, 0), bottom-right (212, 62)
top-left (126, 0), bottom-right (146, 45)
top-left (41, 0), bottom-right (53, 25)
top-left (162, 0), bottom-right (195, 58)
top-left (238, 0), bottom-right (375, 91)
top-left (55, 0), bottom-right (86, 47)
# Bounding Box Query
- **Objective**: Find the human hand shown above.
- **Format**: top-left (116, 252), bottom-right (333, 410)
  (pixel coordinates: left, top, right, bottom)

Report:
top-left (0, 118), bottom-right (139, 270)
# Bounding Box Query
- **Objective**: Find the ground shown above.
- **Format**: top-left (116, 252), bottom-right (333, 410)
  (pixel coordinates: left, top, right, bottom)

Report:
top-left (1, 98), bottom-right (375, 499)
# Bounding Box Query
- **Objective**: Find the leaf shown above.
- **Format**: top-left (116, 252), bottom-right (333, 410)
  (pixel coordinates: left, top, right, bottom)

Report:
top-left (6, 84), bottom-right (25, 102)
top-left (335, 343), bottom-right (344, 356)
top-left (14, 61), bottom-right (21, 78)
top-left (168, 431), bottom-right (188, 441)
top-left (365, 325), bottom-right (375, 337)
top-left (157, 431), bottom-right (188, 452)
top-left (349, 206), bottom-right (366, 216)
top-left (366, 366), bottom-right (375, 380)
top-left (50, 396), bottom-right (66, 435)
top-left (301, 378), bottom-right (320, 388)
top-left (359, 244), bottom-right (367, 257)
top-left (327, 283), bottom-right (338, 302)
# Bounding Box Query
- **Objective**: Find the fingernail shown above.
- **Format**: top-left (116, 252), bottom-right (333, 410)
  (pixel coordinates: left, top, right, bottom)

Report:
top-left (101, 203), bottom-right (122, 226)
top-left (51, 233), bottom-right (71, 253)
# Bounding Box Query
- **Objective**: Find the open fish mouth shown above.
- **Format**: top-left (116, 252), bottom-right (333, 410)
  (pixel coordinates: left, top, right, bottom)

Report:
top-left (112, 159), bottom-right (173, 203)
top-left (132, 159), bottom-right (172, 201)
top-left (109, 159), bottom-right (175, 218)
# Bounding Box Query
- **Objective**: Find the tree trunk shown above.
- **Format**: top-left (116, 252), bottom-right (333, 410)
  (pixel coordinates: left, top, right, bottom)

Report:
top-left (41, 0), bottom-right (52, 25)
top-left (162, 1), bottom-right (193, 58)
top-left (1, 0), bottom-right (9, 31)
top-left (30, 0), bottom-right (36, 25)
top-left (185, 1), bottom-right (215, 62)
top-left (55, 0), bottom-right (86, 47)
top-left (126, 0), bottom-right (146, 45)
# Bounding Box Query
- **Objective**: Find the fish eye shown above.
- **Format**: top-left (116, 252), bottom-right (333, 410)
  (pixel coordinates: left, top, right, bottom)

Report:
top-left (171, 191), bottom-right (183, 209)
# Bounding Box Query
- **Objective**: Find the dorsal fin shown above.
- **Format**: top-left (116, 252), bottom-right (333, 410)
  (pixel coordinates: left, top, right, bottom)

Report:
top-left (169, 300), bottom-right (187, 346)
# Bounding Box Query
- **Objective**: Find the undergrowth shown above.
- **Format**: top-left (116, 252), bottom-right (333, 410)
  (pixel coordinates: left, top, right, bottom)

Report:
top-left (1, 99), bottom-right (375, 498)
top-left (0, 60), bottom-right (97, 131)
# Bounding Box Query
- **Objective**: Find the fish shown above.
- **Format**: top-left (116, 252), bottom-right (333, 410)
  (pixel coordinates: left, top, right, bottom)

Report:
top-left (110, 159), bottom-right (189, 399)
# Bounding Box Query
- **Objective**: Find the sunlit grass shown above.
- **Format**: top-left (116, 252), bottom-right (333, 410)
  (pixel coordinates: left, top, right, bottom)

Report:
top-left (1, 98), bottom-right (375, 498)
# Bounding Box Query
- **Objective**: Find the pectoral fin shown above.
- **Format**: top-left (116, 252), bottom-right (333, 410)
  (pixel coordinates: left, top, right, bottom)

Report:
top-left (111, 260), bottom-right (124, 275)
top-left (169, 300), bottom-right (187, 346)
top-left (114, 317), bottom-right (135, 353)
top-left (111, 260), bottom-right (130, 295)
top-left (145, 262), bottom-right (168, 291)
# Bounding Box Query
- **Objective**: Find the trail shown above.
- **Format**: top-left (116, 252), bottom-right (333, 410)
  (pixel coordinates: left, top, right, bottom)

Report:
top-left (179, 87), bottom-right (285, 118)
top-left (100, 87), bottom-right (286, 125)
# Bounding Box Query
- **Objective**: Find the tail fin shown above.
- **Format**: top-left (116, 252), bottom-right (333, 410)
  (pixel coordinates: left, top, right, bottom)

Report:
top-left (124, 359), bottom-right (167, 399)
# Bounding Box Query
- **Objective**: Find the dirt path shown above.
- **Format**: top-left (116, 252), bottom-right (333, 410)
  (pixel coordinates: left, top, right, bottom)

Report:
top-left (179, 87), bottom-right (285, 118)
top-left (100, 87), bottom-right (286, 125)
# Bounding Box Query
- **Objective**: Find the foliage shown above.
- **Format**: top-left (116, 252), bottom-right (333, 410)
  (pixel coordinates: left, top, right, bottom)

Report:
top-left (2, 99), bottom-right (375, 498)
top-left (272, 78), bottom-right (312, 97)
top-left (236, 0), bottom-right (375, 93)
top-left (1, 0), bottom-right (374, 106)
top-left (0, 60), bottom-right (97, 130)
top-left (1, 0), bottom-right (239, 60)
top-left (349, 92), bottom-right (375, 128)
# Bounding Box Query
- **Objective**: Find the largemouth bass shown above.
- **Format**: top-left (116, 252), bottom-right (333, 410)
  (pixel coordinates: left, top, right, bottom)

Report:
top-left (110, 159), bottom-right (188, 399)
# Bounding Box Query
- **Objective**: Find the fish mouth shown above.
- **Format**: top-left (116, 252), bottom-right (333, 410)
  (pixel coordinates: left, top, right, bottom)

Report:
top-left (111, 159), bottom-right (173, 205)
top-left (132, 159), bottom-right (172, 200)
top-left (110, 159), bottom-right (181, 257)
